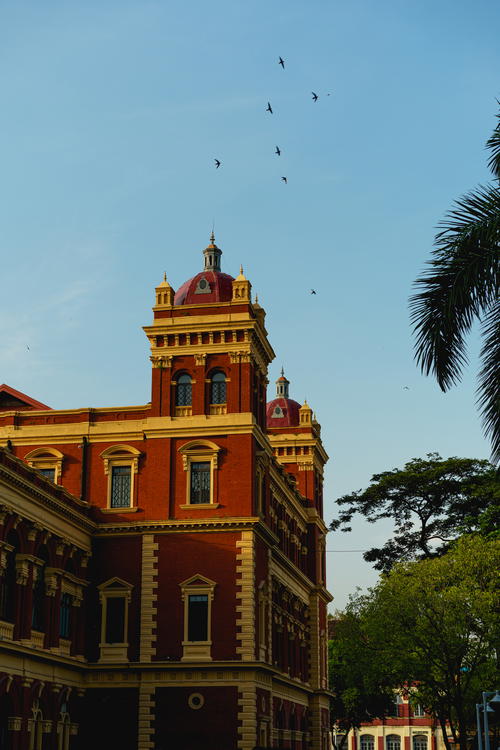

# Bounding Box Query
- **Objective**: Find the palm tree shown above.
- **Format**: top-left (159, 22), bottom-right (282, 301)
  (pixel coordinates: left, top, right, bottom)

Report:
top-left (410, 104), bottom-right (500, 464)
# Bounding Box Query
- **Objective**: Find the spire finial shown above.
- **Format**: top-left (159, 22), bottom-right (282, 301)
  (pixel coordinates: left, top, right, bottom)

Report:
top-left (255, 294), bottom-right (259, 304)
top-left (240, 264), bottom-right (243, 275)
top-left (281, 366), bottom-right (284, 376)
top-left (163, 271), bottom-right (167, 282)
top-left (210, 230), bottom-right (215, 245)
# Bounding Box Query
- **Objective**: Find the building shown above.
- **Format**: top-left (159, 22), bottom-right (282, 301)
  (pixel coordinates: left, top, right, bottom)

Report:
top-left (345, 694), bottom-right (447, 750)
top-left (0, 235), bottom-right (332, 750)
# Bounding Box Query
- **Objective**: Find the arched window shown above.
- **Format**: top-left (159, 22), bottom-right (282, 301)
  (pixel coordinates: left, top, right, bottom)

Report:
top-left (361, 736), bottom-right (375, 750)
top-left (25, 447), bottom-right (64, 484)
top-left (176, 374), bottom-right (192, 406)
top-left (387, 736), bottom-right (401, 750)
top-left (210, 372), bottom-right (226, 405)
top-left (100, 445), bottom-right (141, 510)
top-left (413, 736), bottom-right (428, 750)
top-left (29, 701), bottom-right (43, 750)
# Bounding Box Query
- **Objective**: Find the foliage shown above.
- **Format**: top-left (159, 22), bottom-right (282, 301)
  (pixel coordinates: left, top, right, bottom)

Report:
top-left (328, 607), bottom-right (395, 742)
top-left (410, 103), bottom-right (500, 465)
top-left (330, 453), bottom-right (498, 572)
top-left (359, 536), bottom-right (500, 750)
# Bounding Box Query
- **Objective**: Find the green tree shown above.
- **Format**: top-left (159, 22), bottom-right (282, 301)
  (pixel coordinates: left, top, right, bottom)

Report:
top-left (330, 453), bottom-right (498, 572)
top-left (410, 104), bottom-right (500, 465)
top-left (328, 608), bottom-right (395, 744)
top-left (361, 536), bottom-right (500, 750)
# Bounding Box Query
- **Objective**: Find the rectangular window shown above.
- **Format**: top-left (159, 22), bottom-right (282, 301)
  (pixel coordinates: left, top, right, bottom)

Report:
top-left (187, 594), bottom-right (208, 641)
top-left (111, 466), bottom-right (132, 508)
top-left (38, 468), bottom-right (56, 482)
top-left (190, 462), bottom-right (210, 504)
top-left (59, 593), bottom-right (72, 638)
top-left (32, 567), bottom-right (45, 631)
top-left (105, 597), bottom-right (125, 643)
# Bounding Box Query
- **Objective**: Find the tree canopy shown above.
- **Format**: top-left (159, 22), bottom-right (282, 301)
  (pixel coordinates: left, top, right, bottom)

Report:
top-left (329, 453), bottom-right (498, 572)
top-left (328, 609), bottom-right (395, 743)
top-left (359, 536), bottom-right (500, 750)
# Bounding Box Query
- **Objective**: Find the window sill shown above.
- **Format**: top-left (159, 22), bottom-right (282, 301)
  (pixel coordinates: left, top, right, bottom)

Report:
top-left (179, 503), bottom-right (221, 510)
top-left (101, 507), bottom-right (139, 513)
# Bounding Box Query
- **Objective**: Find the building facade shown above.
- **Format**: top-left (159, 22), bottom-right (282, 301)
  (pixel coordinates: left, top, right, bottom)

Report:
top-left (0, 236), bottom-right (332, 750)
top-left (346, 694), bottom-right (447, 750)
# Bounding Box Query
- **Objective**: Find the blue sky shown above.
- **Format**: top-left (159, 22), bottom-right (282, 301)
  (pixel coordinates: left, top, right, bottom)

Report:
top-left (1, 0), bottom-right (498, 608)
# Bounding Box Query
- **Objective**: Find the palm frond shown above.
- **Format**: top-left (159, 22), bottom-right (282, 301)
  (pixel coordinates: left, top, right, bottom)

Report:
top-left (410, 185), bottom-right (500, 391)
top-left (486, 104), bottom-right (500, 180)
top-left (477, 300), bottom-right (500, 465)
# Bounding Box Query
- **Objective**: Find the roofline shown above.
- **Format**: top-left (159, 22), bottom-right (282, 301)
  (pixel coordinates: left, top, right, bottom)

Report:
top-left (0, 384), bottom-right (51, 410)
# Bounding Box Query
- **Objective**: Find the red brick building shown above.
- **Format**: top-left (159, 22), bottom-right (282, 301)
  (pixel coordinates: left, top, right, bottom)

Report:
top-left (0, 235), bottom-right (332, 750)
top-left (345, 694), bottom-right (445, 750)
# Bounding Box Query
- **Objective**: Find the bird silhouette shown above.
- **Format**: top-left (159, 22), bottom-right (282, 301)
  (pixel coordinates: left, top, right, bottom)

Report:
top-left (275, 146), bottom-right (281, 156)
top-left (310, 289), bottom-right (316, 294)
top-left (26, 345), bottom-right (30, 351)
top-left (266, 102), bottom-right (273, 114)
top-left (214, 159), bottom-right (221, 168)
top-left (403, 386), bottom-right (410, 390)
top-left (278, 57), bottom-right (285, 69)
top-left (311, 92), bottom-right (318, 102)
top-left (281, 176), bottom-right (287, 184)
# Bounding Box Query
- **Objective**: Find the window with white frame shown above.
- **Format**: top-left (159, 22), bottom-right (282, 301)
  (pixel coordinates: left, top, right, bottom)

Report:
top-left (25, 447), bottom-right (64, 484)
top-left (100, 445), bottom-right (141, 511)
top-left (386, 735), bottom-right (401, 750)
top-left (179, 574), bottom-right (216, 661)
top-left (412, 704), bottom-right (425, 717)
top-left (179, 441), bottom-right (221, 508)
top-left (413, 736), bottom-right (428, 750)
top-left (97, 578), bottom-right (133, 662)
top-left (361, 735), bottom-right (375, 750)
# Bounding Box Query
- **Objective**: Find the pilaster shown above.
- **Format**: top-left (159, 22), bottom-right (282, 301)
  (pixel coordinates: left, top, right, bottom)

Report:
top-left (237, 683), bottom-right (257, 750)
top-left (140, 534), bottom-right (158, 662)
top-left (235, 530), bottom-right (255, 661)
top-left (137, 684), bottom-right (156, 750)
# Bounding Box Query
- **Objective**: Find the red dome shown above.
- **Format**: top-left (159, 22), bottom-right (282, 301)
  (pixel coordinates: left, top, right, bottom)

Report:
top-left (174, 271), bottom-right (234, 306)
top-left (266, 397), bottom-right (301, 428)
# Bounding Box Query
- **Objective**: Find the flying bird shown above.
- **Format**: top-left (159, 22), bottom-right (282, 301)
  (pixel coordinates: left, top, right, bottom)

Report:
top-left (310, 289), bottom-right (316, 295)
top-left (275, 146), bottom-right (281, 156)
top-left (403, 386), bottom-right (410, 390)
top-left (266, 102), bottom-right (273, 114)
top-left (278, 57), bottom-right (285, 69)
top-left (214, 159), bottom-right (221, 168)
top-left (311, 92), bottom-right (318, 102)
top-left (26, 345), bottom-right (30, 351)
top-left (281, 176), bottom-right (287, 184)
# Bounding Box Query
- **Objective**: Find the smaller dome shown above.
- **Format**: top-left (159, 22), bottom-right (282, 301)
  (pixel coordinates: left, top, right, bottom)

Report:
top-left (266, 369), bottom-right (301, 427)
top-left (266, 396), bottom-right (301, 428)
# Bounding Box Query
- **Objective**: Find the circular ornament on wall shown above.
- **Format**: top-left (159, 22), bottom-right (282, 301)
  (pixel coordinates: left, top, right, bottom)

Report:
top-left (188, 693), bottom-right (205, 710)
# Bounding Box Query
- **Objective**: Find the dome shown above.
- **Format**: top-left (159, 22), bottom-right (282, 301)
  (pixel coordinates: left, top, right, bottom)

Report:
top-left (173, 233), bottom-right (235, 306)
top-left (266, 396), bottom-right (301, 428)
top-left (174, 270), bottom-right (234, 305)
